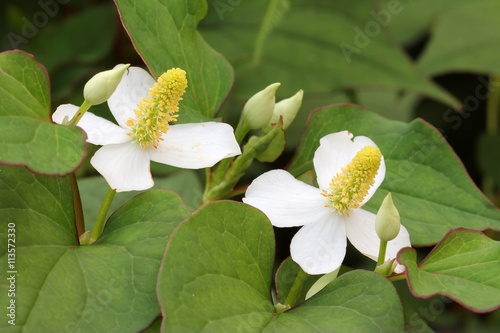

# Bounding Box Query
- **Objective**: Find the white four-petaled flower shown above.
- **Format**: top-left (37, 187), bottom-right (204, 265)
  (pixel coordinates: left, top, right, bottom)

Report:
top-left (52, 65), bottom-right (241, 192)
top-left (243, 131), bottom-right (411, 275)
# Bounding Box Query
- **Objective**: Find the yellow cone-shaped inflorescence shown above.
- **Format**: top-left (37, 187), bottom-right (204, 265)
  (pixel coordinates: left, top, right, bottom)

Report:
top-left (127, 68), bottom-right (188, 149)
top-left (322, 146), bottom-right (381, 216)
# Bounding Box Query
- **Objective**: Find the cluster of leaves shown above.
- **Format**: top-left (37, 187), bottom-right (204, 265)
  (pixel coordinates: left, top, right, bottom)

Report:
top-left (1, 0), bottom-right (499, 332)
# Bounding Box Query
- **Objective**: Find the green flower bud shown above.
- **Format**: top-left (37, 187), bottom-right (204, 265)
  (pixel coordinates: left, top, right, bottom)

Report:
top-left (83, 64), bottom-right (130, 105)
top-left (242, 82), bottom-right (281, 129)
top-left (375, 192), bottom-right (401, 242)
top-left (270, 89), bottom-right (303, 130)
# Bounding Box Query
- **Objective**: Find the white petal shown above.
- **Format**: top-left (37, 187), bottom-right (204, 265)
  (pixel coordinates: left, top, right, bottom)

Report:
top-left (52, 104), bottom-right (78, 124)
top-left (243, 170), bottom-right (329, 228)
top-left (345, 208), bottom-right (411, 273)
top-left (314, 131), bottom-right (356, 189)
top-left (148, 122), bottom-right (241, 169)
top-left (107, 66), bottom-right (155, 128)
top-left (52, 104), bottom-right (129, 145)
top-left (90, 142), bottom-right (153, 192)
top-left (290, 217), bottom-right (347, 275)
top-left (313, 131), bottom-right (385, 205)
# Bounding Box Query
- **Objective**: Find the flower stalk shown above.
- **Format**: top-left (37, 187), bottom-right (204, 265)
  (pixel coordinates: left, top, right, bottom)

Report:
top-left (67, 99), bottom-right (92, 126)
top-left (69, 173), bottom-right (85, 242)
top-left (376, 240), bottom-right (388, 267)
top-left (276, 267), bottom-right (308, 313)
top-left (204, 119), bottom-right (283, 202)
top-left (89, 187), bottom-right (116, 244)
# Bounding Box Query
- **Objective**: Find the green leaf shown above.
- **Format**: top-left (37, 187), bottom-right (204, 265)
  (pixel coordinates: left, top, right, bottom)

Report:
top-left (393, 280), bottom-right (437, 333)
top-left (255, 124), bottom-right (286, 163)
top-left (287, 104), bottom-right (500, 245)
top-left (114, 0), bottom-right (234, 120)
top-left (201, 0), bottom-right (459, 151)
top-left (0, 51), bottom-right (86, 175)
top-left (251, 0), bottom-right (290, 66)
top-left (78, 170), bottom-right (203, 230)
top-left (158, 201), bottom-right (276, 331)
top-left (264, 270), bottom-right (405, 333)
top-left (379, 0), bottom-right (467, 46)
top-left (22, 4), bottom-right (118, 72)
top-left (201, 0), bottom-right (458, 109)
top-left (0, 166), bottom-right (190, 332)
top-left (0, 166), bottom-right (76, 246)
top-left (398, 228), bottom-right (500, 313)
top-left (417, 0), bottom-right (500, 76)
top-left (158, 201), bottom-right (404, 331)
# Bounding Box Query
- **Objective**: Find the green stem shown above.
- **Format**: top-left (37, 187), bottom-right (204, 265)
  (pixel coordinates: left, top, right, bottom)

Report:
top-left (204, 122), bottom-right (281, 202)
top-left (69, 173), bottom-right (85, 243)
top-left (234, 118), bottom-right (251, 144)
top-left (377, 240), bottom-right (388, 267)
top-left (67, 99), bottom-right (92, 126)
top-left (283, 268), bottom-right (308, 308)
top-left (203, 118), bottom-right (249, 200)
top-left (486, 74), bottom-right (500, 135)
top-left (483, 74), bottom-right (500, 205)
top-left (90, 187), bottom-right (116, 244)
top-left (388, 274), bottom-right (407, 282)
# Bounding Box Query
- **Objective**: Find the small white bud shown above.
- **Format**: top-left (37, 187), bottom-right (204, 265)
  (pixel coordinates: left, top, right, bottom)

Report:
top-left (270, 89), bottom-right (303, 130)
top-left (242, 82), bottom-right (281, 129)
top-left (83, 64), bottom-right (130, 106)
top-left (375, 193), bottom-right (401, 242)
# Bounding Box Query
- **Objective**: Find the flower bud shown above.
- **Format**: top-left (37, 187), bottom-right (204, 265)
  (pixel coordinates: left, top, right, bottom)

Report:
top-left (375, 192), bottom-right (401, 242)
top-left (270, 89), bottom-right (303, 130)
top-left (83, 64), bottom-right (130, 105)
top-left (242, 82), bottom-right (281, 129)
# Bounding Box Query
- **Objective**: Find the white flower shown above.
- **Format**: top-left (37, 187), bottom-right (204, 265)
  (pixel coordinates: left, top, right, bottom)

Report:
top-left (243, 131), bottom-right (410, 275)
top-left (53, 66), bottom-right (241, 192)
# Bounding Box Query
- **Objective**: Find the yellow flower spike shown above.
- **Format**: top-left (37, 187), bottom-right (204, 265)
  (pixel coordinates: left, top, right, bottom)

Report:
top-left (322, 146), bottom-right (382, 215)
top-left (127, 68), bottom-right (188, 149)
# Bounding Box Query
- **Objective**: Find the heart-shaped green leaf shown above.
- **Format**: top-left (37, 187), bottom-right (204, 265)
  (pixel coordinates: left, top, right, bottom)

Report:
top-left (158, 201), bottom-right (405, 332)
top-left (0, 166), bottom-right (190, 332)
top-left (287, 104), bottom-right (500, 245)
top-left (264, 270), bottom-right (404, 333)
top-left (398, 228), bottom-right (500, 313)
top-left (158, 201), bottom-right (276, 331)
top-left (0, 51), bottom-right (86, 175)
top-left (114, 0), bottom-right (234, 120)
